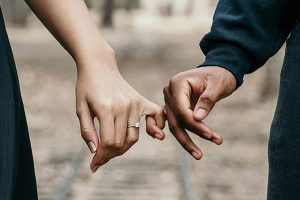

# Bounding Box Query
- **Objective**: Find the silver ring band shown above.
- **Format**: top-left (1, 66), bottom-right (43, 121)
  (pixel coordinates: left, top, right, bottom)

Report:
top-left (127, 122), bottom-right (140, 128)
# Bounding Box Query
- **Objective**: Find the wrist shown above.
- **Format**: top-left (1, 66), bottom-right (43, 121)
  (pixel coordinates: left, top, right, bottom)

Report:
top-left (75, 44), bottom-right (119, 74)
top-left (198, 65), bottom-right (237, 91)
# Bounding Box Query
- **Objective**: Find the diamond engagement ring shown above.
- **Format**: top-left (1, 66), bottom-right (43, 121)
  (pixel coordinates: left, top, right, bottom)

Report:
top-left (127, 122), bottom-right (140, 128)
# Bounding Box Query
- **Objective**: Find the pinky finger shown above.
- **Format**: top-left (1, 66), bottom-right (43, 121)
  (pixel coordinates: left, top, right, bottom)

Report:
top-left (146, 116), bottom-right (165, 140)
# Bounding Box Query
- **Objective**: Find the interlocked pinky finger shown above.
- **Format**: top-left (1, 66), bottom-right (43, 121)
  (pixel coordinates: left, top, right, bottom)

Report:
top-left (146, 116), bottom-right (165, 140)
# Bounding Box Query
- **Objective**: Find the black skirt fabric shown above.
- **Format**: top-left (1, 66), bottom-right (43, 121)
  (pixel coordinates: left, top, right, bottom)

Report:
top-left (0, 9), bottom-right (37, 200)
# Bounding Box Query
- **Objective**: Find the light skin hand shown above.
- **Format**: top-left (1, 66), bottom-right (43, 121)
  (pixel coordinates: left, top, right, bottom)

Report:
top-left (76, 53), bottom-right (166, 173)
top-left (163, 67), bottom-right (237, 159)
top-left (25, 0), bottom-right (166, 173)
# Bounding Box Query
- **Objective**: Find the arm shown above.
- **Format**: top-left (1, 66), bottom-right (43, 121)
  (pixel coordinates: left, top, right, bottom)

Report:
top-left (25, 0), bottom-right (111, 64)
top-left (200, 0), bottom-right (298, 87)
top-left (25, 0), bottom-right (166, 172)
top-left (164, 0), bottom-right (298, 159)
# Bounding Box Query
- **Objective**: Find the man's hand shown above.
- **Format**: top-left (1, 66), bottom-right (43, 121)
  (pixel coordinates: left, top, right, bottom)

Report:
top-left (163, 67), bottom-right (237, 159)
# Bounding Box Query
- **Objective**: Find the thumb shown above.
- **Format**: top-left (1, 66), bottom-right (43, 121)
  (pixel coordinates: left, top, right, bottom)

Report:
top-left (142, 100), bottom-right (166, 140)
top-left (193, 84), bottom-right (221, 121)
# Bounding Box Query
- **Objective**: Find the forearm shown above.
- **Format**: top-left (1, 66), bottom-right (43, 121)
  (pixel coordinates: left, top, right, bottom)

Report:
top-left (200, 0), bottom-right (299, 87)
top-left (25, 0), bottom-right (115, 70)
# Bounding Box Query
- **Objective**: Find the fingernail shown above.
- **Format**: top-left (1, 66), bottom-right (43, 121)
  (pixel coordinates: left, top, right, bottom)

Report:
top-left (212, 138), bottom-right (223, 145)
top-left (155, 134), bottom-right (162, 140)
top-left (192, 151), bottom-right (201, 160)
top-left (195, 108), bottom-right (206, 119)
top-left (211, 132), bottom-right (223, 145)
top-left (91, 165), bottom-right (100, 173)
top-left (88, 141), bottom-right (97, 153)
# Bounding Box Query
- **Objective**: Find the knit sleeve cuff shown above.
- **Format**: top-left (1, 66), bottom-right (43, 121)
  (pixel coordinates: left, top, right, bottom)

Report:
top-left (198, 43), bottom-right (253, 88)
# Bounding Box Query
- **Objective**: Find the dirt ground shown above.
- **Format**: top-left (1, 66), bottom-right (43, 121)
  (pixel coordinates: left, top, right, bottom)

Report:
top-left (6, 12), bottom-right (284, 200)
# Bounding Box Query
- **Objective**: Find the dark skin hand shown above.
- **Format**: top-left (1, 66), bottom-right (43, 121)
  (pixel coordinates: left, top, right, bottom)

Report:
top-left (163, 66), bottom-right (237, 159)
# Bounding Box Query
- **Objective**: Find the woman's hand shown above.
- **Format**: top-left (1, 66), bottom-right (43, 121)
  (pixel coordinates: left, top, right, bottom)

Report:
top-left (25, 0), bottom-right (165, 173)
top-left (75, 51), bottom-right (165, 173)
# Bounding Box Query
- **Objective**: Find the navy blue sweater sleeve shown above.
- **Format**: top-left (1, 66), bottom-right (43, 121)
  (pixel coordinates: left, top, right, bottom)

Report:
top-left (199, 0), bottom-right (299, 87)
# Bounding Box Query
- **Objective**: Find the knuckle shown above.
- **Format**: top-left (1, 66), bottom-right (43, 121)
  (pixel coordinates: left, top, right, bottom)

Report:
top-left (114, 141), bottom-right (124, 149)
top-left (76, 110), bottom-right (82, 118)
top-left (136, 98), bottom-right (143, 109)
top-left (147, 125), bottom-right (156, 135)
top-left (177, 133), bottom-right (187, 143)
top-left (200, 95), bottom-right (216, 105)
top-left (117, 99), bottom-right (131, 113)
top-left (169, 76), bottom-right (180, 89)
top-left (163, 85), bottom-right (170, 96)
top-left (130, 97), bottom-right (139, 107)
top-left (102, 140), bottom-right (115, 148)
top-left (124, 99), bottom-right (132, 108)
top-left (76, 106), bottom-right (84, 118)
top-left (183, 142), bottom-right (195, 153)
top-left (173, 109), bottom-right (185, 123)
top-left (181, 140), bottom-right (191, 150)
top-left (99, 101), bottom-right (114, 113)
top-left (203, 131), bottom-right (213, 140)
top-left (129, 97), bottom-right (140, 110)
top-left (182, 142), bottom-right (192, 151)
top-left (81, 127), bottom-right (92, 138)
top-left (168, 123), bottom-right (178, 133)
top-left (173, 107), bottom-right (183, 116)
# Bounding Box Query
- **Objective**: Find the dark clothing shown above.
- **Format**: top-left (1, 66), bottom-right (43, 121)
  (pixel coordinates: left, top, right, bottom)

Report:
top-left (0, 9), bottom-right (38, 200)
top-left (199, 0), bottom-right (300, 199)
top-left (200, 0), bottom-right (299, 87)
top-left (268, 24), bottom-right (300, 199)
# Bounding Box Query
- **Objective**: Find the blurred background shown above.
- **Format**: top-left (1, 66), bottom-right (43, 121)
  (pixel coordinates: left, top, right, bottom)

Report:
top-left (0, 0), bottom-right (285, 199)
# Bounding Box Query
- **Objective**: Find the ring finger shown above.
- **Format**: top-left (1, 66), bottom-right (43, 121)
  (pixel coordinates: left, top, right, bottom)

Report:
top-left (116, 108), bottom-right (141, 156)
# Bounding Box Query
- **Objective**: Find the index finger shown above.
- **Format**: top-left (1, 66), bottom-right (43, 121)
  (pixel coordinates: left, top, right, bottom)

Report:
top-left (77, 103), bottom-right (99, 153)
